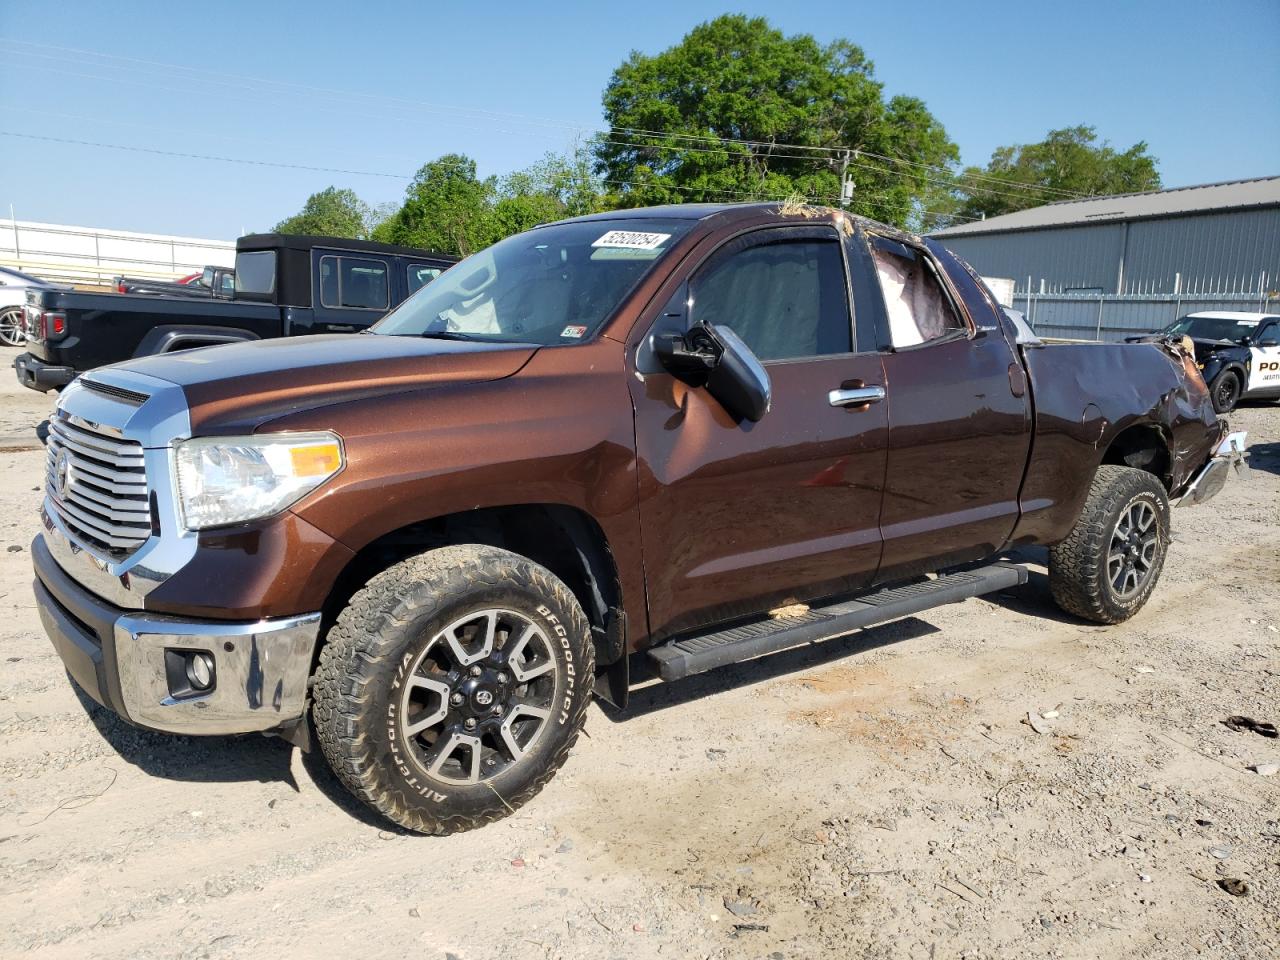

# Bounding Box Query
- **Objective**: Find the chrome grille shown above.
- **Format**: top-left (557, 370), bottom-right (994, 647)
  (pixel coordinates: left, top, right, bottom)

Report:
top-left (46, 414), bottom-right (151, 555)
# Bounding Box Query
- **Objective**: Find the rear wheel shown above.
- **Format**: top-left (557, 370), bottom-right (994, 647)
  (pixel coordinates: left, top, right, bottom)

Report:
top-left (1049, 465), bottom-right (1170, 624)
top-left (312, 544), bottom-right (594, 834)
top-left (0, 307), bottom-right (23, 347)
top-left (1208, 369), bottom-right (1241, 413)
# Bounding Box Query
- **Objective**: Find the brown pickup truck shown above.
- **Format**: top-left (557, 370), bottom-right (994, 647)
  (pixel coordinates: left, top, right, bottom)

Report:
top-left (31, 202), bottom-right (1243, 834)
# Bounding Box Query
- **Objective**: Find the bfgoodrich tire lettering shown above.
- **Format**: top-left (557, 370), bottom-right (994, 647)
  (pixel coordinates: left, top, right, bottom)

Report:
top-left (312, 544), bottom-right (595, 834)
top-left (1048, 465), bottom-right (1170, 624)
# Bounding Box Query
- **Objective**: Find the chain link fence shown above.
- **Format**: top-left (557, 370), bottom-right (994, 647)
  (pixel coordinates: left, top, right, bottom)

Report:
top-left (1018, 292), bottom-right (1280, 341)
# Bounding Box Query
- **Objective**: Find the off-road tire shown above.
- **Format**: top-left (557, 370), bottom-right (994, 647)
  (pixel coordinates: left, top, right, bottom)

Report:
top-left (1208, 369), bottom-right (1241, 414)
top-left (1049, 465), bottom-right (1170, 624)
top-left (312, 544), bottom-right (595, 834)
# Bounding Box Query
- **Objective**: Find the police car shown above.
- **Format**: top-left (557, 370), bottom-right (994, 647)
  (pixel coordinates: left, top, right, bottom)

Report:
top-left (1154, 312), bottom-right (1280, 413)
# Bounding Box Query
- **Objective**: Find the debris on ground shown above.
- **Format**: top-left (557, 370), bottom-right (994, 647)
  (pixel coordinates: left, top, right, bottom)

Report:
top-left (1024, 710), bottom-right (1052, 735)
top-left (1222, 716), bottom-right (1278, 738)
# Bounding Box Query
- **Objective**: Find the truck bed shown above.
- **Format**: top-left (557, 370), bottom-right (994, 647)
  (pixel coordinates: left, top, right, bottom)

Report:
top-left (23, 288), bottom-right (282, 372)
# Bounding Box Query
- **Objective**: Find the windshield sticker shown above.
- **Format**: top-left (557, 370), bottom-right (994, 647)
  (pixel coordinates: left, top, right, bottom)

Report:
top-left (592, 230), bottom-right (672, 250)
top-left (560, 324), bottom-right (587, 339)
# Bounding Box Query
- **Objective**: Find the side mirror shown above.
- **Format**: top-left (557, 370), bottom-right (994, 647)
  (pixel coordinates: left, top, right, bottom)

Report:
top-left (653, 330), bottom-right (717, 376)
top-left (653, 325), bottom-right (771, 422)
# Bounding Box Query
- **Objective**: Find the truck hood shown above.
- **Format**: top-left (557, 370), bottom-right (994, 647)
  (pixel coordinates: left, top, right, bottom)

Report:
top-left (106, 334), bottom-right (538, 434)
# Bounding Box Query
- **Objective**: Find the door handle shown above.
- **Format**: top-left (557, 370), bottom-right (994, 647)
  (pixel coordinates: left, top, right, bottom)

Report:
top-left (828, 385), bottom-right (886, 407)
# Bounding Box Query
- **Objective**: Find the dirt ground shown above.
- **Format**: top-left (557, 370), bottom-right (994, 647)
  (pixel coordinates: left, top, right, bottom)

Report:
top-left (0, 342), bottom-right (1277, 959)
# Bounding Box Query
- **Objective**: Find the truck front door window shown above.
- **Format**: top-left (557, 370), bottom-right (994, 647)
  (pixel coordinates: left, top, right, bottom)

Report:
top-left (320, 256), bottom-right (389, 310)
top-left (871, 239), bottom-right (964, 348)
top-left (691, 238), bottom-right (851, 360)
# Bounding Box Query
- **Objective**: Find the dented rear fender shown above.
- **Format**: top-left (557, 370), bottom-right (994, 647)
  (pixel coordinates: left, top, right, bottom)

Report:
top-left (1010, 338), bottom-right (1223, 545)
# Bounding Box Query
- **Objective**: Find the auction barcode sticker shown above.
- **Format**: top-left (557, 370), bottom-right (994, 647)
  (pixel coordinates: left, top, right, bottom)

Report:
top-left (592, 230), bottom-right (672, 250)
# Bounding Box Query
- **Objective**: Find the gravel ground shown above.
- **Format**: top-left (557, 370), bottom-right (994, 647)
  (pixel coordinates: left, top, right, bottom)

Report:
top-left (0, 343), bottom-right (1277, 959)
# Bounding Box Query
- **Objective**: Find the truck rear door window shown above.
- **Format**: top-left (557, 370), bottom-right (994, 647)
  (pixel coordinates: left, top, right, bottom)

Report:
top-left (234, 251), bottom-right (276, 297)
top-left (407, 264), bottom-right (443, 294)
top-left (870, 239), bottom-right (964, 348)
top-left (319, 256), bottom-right (389, 310)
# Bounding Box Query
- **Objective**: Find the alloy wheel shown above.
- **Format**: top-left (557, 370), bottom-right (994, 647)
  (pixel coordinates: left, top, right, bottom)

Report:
top-left (398, 608), bottom-right (558, 785)
top-left (1108, 498), bottom-right (1160, 597)
top-left (0, 308), bottom-right (24, 347)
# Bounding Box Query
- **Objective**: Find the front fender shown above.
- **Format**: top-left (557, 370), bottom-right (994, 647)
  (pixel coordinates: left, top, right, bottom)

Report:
top-left (1200, 354), bottom-right (1246, 386)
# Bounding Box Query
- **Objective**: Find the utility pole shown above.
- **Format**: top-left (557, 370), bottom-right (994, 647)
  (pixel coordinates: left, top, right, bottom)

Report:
top-left (836, 149), bottom-right (855, 208)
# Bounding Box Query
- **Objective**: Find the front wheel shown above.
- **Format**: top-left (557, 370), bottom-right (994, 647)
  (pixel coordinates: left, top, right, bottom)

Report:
top-left (0, 307), bottom-right (24, 347)
top-left (1049, 465), bottom-right (1170, 624)
top-left (1208, 369), bottom-right (1242, 413)
top-left (312, 544), bottom-right (594, 834)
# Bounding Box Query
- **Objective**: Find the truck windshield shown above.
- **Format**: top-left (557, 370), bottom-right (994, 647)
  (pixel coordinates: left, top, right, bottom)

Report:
top-left (372, 219), bottom-right (692, 345)
top-left (1166, 315), bottom-right (1258, 341)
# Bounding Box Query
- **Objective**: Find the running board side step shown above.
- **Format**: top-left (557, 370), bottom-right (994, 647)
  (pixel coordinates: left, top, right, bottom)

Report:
top-left (648, 562), bottom-right (1028, 682)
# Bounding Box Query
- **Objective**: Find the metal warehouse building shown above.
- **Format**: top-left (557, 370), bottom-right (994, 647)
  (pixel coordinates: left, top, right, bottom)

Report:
top-left (930, 177), bottom-right (1280, 340)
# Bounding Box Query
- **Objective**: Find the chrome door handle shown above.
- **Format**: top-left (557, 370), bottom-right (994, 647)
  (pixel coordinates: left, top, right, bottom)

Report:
top-left (828, 385), bottom-right (886, 407)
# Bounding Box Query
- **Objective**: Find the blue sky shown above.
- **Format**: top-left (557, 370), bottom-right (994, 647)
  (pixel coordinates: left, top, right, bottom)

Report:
top-left (1, 0), bottom-right (1276, 239)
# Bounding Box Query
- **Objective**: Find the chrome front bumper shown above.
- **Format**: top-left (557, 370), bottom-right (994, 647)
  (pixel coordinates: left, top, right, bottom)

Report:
top-left (1175, 430), bottom-right (1248, 507)
top-left (34, 533), bottom-right (320, 736)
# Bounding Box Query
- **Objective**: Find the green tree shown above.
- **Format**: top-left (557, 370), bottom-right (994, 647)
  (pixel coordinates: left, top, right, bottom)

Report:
top-left (596, 15), bottom-right (957, 226)
top-left (274, 186), bottom-right (370, 238)
top-left (375, 154), bottom-right (497, 256)
top-left (491, 145), bottom-right (609, 236)
top-left (375, 148), bottom-right (608, 255)
top-left (946, 125), bottom-right (1161, 222)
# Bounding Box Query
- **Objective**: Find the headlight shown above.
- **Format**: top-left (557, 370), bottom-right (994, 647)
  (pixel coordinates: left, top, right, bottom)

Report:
top-left (174, 432), bottom-right (343, 530)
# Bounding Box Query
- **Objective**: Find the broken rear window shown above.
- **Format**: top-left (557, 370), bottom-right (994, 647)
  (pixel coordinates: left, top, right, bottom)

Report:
top-left (870, 238), bottom-right (965, 349)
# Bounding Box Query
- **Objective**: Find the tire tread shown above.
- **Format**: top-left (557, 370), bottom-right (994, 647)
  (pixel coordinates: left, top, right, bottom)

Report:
top-left (1048, 465), bottom-right (1169, 624)
top-left (312, 544), bottom-right (595, 835)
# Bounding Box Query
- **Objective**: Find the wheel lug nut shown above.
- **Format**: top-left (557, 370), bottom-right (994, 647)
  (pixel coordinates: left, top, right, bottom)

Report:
top-left (497, 672), bottom-right (508, 684)
top-left (492, 705), bottom-right (503, 715)
top-left (464, 718), bottom-right (476, 730)
top-left (469, 665), bottom-right (482, 677)
top-left (485, 757), bottom-right (496, 767)
top-left (450, 693), bottom-right (464, 706)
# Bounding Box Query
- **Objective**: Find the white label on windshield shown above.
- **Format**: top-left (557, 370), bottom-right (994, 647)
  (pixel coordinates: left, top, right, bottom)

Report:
top-left (592, 230), bottom-right (671, 250)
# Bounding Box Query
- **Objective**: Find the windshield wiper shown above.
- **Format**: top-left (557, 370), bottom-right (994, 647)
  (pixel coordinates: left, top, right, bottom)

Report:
top-left (418, 330), bottom-right (491, 341)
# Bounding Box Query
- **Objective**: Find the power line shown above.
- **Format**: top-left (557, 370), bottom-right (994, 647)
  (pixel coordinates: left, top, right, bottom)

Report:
top-left (0, 103), bottom-right (430, 166)
top-left (0, 131), bottom-right (409, 179)
top-left (0, 36), bottom-right (1093, 202)
top-left (0, 129), bottom-right (848, 208)
top-left (594, 136), bottom-right (1074, 207)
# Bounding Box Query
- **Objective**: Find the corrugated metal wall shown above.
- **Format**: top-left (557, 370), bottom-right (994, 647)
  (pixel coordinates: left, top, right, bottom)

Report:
top-left (942, 222), bottom-right (1125, 293)
top-left (1123, 209), bottom-right (1280, 295)
top-left (938, 207), bottom-right (1280, 297)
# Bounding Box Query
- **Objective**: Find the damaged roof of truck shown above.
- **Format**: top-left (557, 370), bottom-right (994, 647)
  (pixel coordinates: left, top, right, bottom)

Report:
top-left (548, 201), bottom-right (917, 240)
